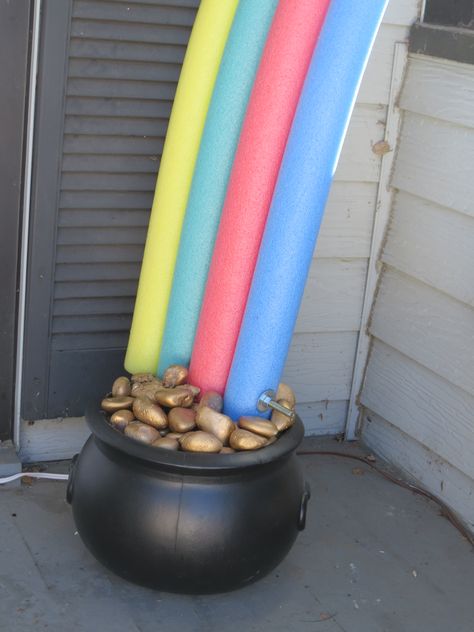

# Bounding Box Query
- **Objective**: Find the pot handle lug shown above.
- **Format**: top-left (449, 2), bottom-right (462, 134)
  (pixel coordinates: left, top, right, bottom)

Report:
top-left (298, 482), bottom-right (311, 531)
top-left (66, 454), bottom-right (79, 505)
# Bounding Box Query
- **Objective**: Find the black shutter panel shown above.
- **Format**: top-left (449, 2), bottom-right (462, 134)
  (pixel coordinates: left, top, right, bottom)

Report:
top-left (24, 0), bottom-right (199, 419)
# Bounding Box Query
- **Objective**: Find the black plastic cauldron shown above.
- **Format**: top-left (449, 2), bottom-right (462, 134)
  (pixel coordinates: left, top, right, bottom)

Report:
top-left (67, 407), bottom-right (310, 594)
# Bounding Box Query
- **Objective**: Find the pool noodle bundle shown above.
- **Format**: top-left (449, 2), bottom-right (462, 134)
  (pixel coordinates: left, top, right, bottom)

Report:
top-left (157, 0), bottom-right (279, 375)
top-left (124, 0), bottom-right (238, 374)
top-left (188, 0), bottom-right (330, 396)
top-left (224, 0), bottom-right (389, 420)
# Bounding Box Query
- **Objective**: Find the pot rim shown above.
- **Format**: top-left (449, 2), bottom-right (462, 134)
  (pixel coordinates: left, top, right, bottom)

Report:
top-left (86, 405), bottom-right (304, 472)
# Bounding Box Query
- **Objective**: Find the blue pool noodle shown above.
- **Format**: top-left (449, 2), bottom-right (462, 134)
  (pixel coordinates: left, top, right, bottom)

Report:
top-left (224, 0), bottom-right (389, 419)
top-left (158, 0), bottom-right (279, 374)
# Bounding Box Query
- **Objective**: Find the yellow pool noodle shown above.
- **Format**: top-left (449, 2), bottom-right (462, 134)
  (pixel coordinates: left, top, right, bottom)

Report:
top-left (125, 0), bottom-right (239, 374)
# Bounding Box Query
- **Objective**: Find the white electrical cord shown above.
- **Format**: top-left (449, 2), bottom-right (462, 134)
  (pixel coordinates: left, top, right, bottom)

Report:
top-left (0, 472), bottom-right (69, 485)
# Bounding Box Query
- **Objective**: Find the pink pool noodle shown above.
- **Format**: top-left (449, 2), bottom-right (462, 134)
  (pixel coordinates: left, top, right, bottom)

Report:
top-left (188, 0), bottom-right (331, 395)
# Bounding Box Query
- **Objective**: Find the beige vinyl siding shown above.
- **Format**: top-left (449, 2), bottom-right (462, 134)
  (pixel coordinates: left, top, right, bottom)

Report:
top-left (360, 53), bottom-right (474, 532)
top-left (362, 412), bottom-right (474, 531)
top-left (292, 1), bottom-right (420, 433)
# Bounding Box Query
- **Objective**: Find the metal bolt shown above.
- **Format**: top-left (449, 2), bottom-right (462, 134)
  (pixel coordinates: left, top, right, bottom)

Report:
top-left (257, 390), bottom-right (295, 420)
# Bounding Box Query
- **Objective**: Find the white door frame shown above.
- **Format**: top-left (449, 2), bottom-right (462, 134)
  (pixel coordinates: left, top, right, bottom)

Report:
top-left (14, 0), bottom-right (42, 449)
top-left (345, 42), bottom-right (408, 440)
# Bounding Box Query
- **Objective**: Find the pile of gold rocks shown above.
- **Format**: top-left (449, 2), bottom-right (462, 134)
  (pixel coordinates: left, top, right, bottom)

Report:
top-left (101, 365), bottom-right (296, 454)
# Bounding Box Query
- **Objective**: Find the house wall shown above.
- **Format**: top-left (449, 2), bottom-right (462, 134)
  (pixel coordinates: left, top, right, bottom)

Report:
top-left (20, 0), bottom-right (420, 459)
top-left (360, 52), bottom-right (474, 531)
top-left (291, 0), bottom-right (420, 434)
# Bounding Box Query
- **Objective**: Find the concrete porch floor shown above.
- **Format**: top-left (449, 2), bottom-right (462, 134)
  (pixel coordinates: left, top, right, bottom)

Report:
top-left (1, 438), bottom-right (473, 632)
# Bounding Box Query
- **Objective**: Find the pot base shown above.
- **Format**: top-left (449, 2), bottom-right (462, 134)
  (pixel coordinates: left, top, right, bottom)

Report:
top-left (68, 409), bottom-right (309, 594)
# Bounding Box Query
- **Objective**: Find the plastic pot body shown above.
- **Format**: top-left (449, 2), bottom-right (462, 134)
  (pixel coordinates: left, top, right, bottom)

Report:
top-left (68, 409), bottom-right (308, 594)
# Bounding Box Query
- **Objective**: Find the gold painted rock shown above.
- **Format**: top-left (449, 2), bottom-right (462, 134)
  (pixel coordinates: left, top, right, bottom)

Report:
top-left (131, 381), bottom-right (163, 400)
top-left (180, 431), bottom-right (222, 453)
top-left (230, 429), bottom-right (267, 451)
top-left (265, 436), bottom-right (277, 446)
top-left (238, 416), bottom-right (278, 439)
top-left (109, 409), bottom-right (134, 431)
top-left (154, 386), bottom-right (195, 408)
top-left (111, 376), bottom-right (131, 397)
top-left (167, 432), bottom-right (184, 440)
top-left (195, 406), bottom-right (235, 446)
top-left (132, 396), bottom-right (168, 430)
top-left (220, 446), bottom-right (236, 454)
top-left (162, 365), bottom-right (188, 388)
top-left (101, 396), bottom-right (134, 413)
top-left (151, 437), bottom-right (179, 451)
top-left (124, 421), bottom-right (160, 445)
top-left (271, 399), bottom-right (295, 433)
top-left (168, 407), bottom-right (196, 433)
top-left (183, 384), bottom-right (200, 397)
top-left (199, 391), bottom-right (223, 413)
top-left (131, 373), bottom-right (162, 385)
top-left (177, 431), bottom-right (194, 445)
top-left (276, 383), bottom-right (296, 409)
